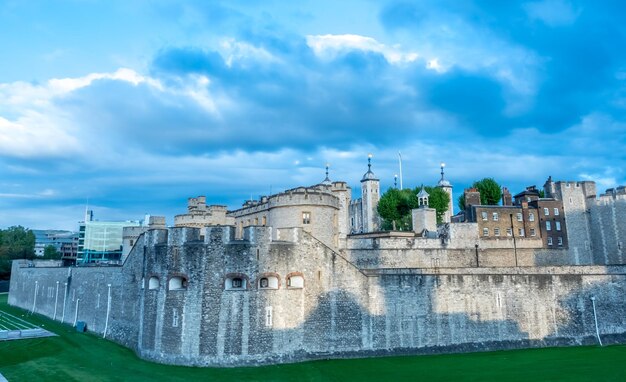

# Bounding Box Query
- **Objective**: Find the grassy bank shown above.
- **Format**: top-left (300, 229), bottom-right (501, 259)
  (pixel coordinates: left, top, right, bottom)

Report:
top-left (1, 293), bottom-right (625, 381)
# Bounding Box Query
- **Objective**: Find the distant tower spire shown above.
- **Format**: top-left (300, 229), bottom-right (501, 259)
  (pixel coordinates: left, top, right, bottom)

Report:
top-left (322, 162), bottom-right (332, 185)
top-left (440, 162), bottom-right (446, 182)
top-left (437, 162), bottom-right (454, 223)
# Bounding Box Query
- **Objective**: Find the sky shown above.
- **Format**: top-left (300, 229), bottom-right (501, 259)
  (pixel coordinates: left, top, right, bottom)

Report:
top-left (1, 0), bottom-right (625, 230)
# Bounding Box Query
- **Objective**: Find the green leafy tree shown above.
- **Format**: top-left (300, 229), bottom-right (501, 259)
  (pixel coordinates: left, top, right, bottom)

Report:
top-left (377, 188), bottom-right (416, 230)
top-left (423, 186), bottom-right (450, 224)
top-left (44, 245), bottom-right (61, 259)
top-left (458, 194), bottom-right (466, 211)
top-left (378, 186), bottom-right (450, 229)
top-left (473, 178), bottom-right (502, 205)
top-left (0, 226), bottom-right (36, 279)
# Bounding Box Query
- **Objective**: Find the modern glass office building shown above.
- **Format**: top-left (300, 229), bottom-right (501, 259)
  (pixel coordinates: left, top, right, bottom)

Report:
top-left (77, 218), bottom-right (140, 264)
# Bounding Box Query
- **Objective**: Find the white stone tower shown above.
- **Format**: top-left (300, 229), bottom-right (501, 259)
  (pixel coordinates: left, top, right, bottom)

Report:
top-left (361, 154), bottom-right (380, 232)
top-left (437, 162), bottom-right (454, 223)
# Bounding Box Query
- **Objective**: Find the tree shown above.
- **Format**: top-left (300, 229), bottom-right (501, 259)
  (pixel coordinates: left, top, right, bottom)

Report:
top-left (0, 226), bottom-right (36, 279)
top-left (423, 186), bottom-right (450, 224)
top-left (473, 178), bottom-right (502, 205)
top-left (458, 194), bottom-right (466, 211)
top-left (377, 188), bottom-right (416, 231)
top-left (378, 185), bottom-right (450, 229)
top-left (44, 245), bottom-right (61, 259)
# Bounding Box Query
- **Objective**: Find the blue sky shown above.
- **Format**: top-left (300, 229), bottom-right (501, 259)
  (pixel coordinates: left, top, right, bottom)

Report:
top-left (1, 0), bottom-right (625, 230)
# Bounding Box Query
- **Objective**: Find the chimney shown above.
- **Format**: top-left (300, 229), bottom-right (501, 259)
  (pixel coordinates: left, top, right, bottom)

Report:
top-left (502, 187), bottom-right (512, 206)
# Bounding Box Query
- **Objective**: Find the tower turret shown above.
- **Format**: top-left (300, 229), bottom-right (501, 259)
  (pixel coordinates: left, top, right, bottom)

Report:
top-left (437, 162), bottom-right (454, 223)
top-left (360, 154), bottom-right (380, 232)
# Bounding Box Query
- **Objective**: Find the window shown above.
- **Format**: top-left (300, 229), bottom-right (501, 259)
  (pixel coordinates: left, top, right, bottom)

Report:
top-left (529, 213), bottom-right (535, 222)
top-left (544, 207), bottom-right (549, 216)
top-left (148, 276), bottom-right (160, 290)
top-left (262, 216), bottom-right (267, 226)
top-left (225, 275), bottom-right (247, 290)
top-left (546, 221), bottom-right (552, 231)
top-left (547, 237), bottom-right (553, 245)
top-left (286, 274), bottom-right (304, 289)
top-left (254, 218), bottom-right (259, 225)
top-left (258, 275), bottom-right (279, 290)
top-left (168, 276), bottom-right (187, 291)
top-left (558, 237), bottom-right (563, 246)
top-left (518, 228), bottom-right (525, 237)
top-left (506, 228), bottom-right (513, 236)
top-left (494, 228), bottom-right (500, 236)
top-left (554, 208), bottom-right (560, 216)
top-left (302, 212), bottom-right (311, 225)
top-left (483, 228), bottom-right (489, 237)
top-left (569, 197), bottom-right (573, 205)
top-left (130, 239), bottom-right (134, 246)
top-left (481, 212), bottom-right (488, 221)
top-left (530, 228), bottom-right (536, 237)
top-left (555, 221), bottom-right (561, 231)
top-left (492, 212), bottom-right (499, 221)
top-left (516, 213), bottom-right (523, 222)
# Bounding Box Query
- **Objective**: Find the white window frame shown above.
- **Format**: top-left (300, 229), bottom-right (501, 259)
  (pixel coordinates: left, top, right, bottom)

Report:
top-left (546, 221), bottom-right (551, 231)
top-left (483, 228), bottom-right (489, 237)
top-left (481, 212), bottom-right (488, 221)
top-left (506, 228), bottom-right (513, 237)
top-left (558, 237), bottom-right (563, 246)
top-left (516, 213), bottom-right (522, 222)
top-left (529, 213), bottom-right (535, 222)
top-left (547, 237), bottom-right (553, 245)
top-left (530, 228), bottom-right (536, 237)
top-left (544, 207), bottom-right (549, 216)
top-left (494, 228), bottom-right (500, 236)
top-left (518, 228), bottom-right (525, 237)
top-left (302, 211), bottom-right (311, 225)
top-left (555, 221), bottom-right (561, 231)
top-left (554, 208), bottom-right (559, 216)
top-left (492, 212), bottom-right (499, 221)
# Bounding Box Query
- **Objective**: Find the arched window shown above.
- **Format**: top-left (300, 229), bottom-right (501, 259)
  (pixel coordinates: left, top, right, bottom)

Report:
top-left (286, 272), bottom-right (304, 289)
top-left (257, 274), bottom-right (280, 290)
top-left (225, 274), bottom-right (248, 290)
top-left (148, 276), bottom-right (159, 290)
top-left (168, 276), bottom-right (188, 291)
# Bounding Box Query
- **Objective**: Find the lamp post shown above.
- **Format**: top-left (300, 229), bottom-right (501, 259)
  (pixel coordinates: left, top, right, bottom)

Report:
top-left (510, 214), bottom-right (518, 267)
top-left (398, 152), bottom-right (403, 190)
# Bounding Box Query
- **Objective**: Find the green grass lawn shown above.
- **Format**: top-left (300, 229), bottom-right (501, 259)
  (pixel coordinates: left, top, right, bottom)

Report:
top-left (1, 292), bottom-right (626, 381)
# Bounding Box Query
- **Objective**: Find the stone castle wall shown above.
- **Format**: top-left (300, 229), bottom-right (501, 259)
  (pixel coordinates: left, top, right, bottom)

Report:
top-left (589, 193), bottom-right (626, 265)
top-left (9, 225), bottom-right (626, 367)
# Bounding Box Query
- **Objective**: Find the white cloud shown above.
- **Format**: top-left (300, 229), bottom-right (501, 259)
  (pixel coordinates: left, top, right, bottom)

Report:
top-left (306, 34), bottom-right (420, 65)
top-left (219, 38), bottom-right (281, 67)
top-left (0, 68), bottom-right (222, 158)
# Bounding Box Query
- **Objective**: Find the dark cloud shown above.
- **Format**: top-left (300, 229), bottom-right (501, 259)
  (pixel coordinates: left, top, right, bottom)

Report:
top-left (380, 0), bottom-right (626, 134)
